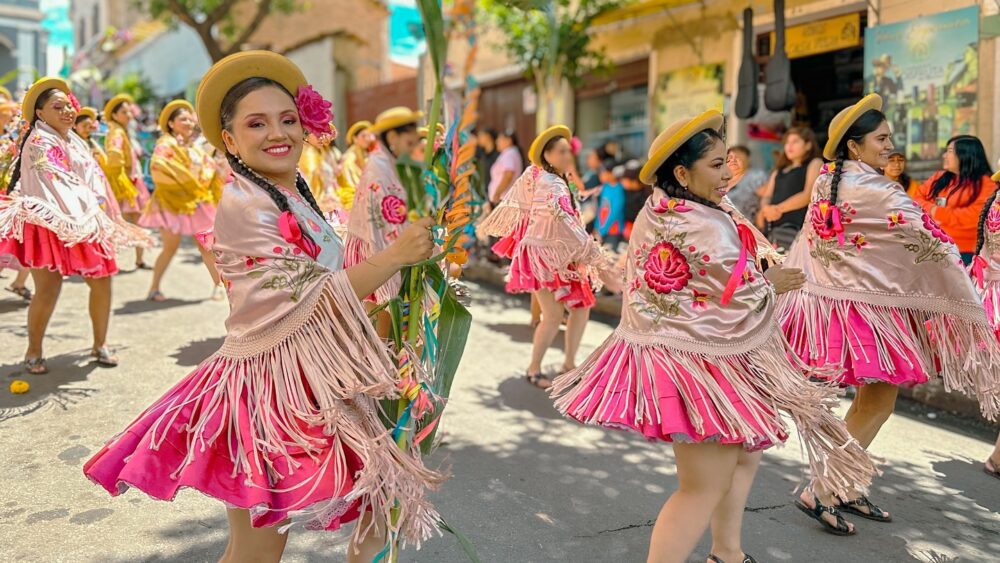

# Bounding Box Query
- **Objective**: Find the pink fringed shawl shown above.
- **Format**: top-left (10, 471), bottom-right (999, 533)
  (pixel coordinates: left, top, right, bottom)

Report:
top-left (0, 122), bottom-right (150, 255)
top-left (553, 190), bottom-right (876, 497)
top-left (778, 160), bottom-right (1000, 418)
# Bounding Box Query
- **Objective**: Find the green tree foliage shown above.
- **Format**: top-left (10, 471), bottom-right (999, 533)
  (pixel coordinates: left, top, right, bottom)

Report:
top-left (138, 0), bottom-right (303, 62)
top-left (103, 72), bottom-right (156, 106)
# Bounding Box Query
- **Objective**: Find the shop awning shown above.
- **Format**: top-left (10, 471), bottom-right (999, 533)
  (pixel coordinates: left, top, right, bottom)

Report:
top-left (593, 0), bottom-right (701, 26)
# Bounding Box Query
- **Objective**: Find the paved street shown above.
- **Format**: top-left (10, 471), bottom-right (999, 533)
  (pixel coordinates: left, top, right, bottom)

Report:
top-left (1, 244), bottom-right (998, 562)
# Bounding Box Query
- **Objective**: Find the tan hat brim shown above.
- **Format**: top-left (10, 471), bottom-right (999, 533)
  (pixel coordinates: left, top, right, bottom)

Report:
top-left (22, 77), bottom-right (71, 122)
top-left (529, 125), bottom-right (572, 168)
top-left (370, 111), bottom-right (423, 134)
top-left (158, 100), bottom-right (194, 133)
top-left (103, 93), bottom-right (135, 123)
top-left (823, 93), bottom-right (883, 161)
top-left (346, 120), bottom-right (372, 144)
top-left (195, 50), bottom-right (308, 152)
top-left (77, 107), bottom-right (97, 121)
top-left (639, 110), bottom-right (725, 185)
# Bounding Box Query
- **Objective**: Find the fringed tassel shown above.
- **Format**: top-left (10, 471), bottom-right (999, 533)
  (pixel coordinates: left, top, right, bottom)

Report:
top-left (518, 236), bottom-right (606, 287)
top-left (0, 195), bottom-right (152, 252)
top-left (135, 272), bottom-right (443, 546)
top-left (478, 202), bottom-right (530, 238)
top-left (551, 327), bottom-right (877, 498)
top-left (778, 288), bottom-right (1000, 420)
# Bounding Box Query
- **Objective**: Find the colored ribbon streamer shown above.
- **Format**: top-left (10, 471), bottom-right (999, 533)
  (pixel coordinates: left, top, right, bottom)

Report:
top-left (721, 224), bottom-right (758, 305)
top-left (972, 255), bottom-right (988, 289)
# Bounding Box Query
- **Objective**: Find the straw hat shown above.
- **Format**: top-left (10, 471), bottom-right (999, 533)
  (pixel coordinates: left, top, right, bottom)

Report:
top-left (77, 106), bottom-right (97, 121)
top-left (346, 120), bottom-right (371, 144)
top-left (195, 50), bottom-right (307, 151)
top-left (158, 99), bottom-right (194, 133)
top-left (528, 125), bottom-right (572, 168)
top-left (103, 93), bottom-right (135, 123)
top-left (22, 77), bottom-right (71, 122)
top-left (370, 106), bottom-right (422, 134)
top-left (418, 122), bottom-right (446, 139)
top-left (991, 159), bottom-right (1000, 182)
top-left (823, 93), bottom-right (883, 161)
top-left (638, 110), bottom-right (724, 185)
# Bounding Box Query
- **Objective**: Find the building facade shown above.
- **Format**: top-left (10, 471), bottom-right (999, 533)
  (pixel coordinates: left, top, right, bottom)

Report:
top-left (0, 0), bottom-right (48, 94)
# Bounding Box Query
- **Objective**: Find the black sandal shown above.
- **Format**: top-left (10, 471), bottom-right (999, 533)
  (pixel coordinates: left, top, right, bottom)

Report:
top-left (837, 495), bottom-right (892, 522)
top-left (795, 494), bottom-right (856, 536)
top-left (708, 554), bottom-right (757, 563)
top-left (23, 357), bottom-right (48, 375)
top-left (525, 372), bottom-right (552, 389)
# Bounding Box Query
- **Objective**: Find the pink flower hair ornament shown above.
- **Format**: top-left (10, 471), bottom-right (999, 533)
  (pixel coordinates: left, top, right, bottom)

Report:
top-left (67, 93), bottom-right (81, 113)
top-left (295, 85), bottom-right (336, 141)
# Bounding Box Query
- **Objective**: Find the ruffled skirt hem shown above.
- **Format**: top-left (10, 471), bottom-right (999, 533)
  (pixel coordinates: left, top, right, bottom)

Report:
top-left (0, 223), bottom-right (117, 277)
top-left (139, 200), bottom-right (217, 236)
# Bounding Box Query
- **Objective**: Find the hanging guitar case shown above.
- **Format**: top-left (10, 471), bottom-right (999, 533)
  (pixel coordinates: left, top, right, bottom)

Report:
top-left (764, 0), bottom-right (796, 112)
top-left (735, 8), bottom-right (759, 119)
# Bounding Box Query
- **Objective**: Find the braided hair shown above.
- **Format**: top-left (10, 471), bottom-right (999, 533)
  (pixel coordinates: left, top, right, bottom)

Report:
top-left (653, 128), bottom-right (725, 210)
top-left (6, 88), bottom-right (61, 194)
top-left (219, 77), bottom-right (323, 218)
top-left (975, 186), bottom-right (999, 256)
top-left (827, 108), bottom-right (887, 210)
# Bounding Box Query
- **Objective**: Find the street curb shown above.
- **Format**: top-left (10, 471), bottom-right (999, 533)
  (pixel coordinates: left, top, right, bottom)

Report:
top-left (463, 262), bottom-right (994, 423)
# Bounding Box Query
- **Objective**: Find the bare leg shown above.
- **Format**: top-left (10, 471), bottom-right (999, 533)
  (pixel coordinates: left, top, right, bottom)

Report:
top-left (218, 508), bottom-right (287, 563)
top-left (83, 276), bottom-right (113, 351)
top-left (124, 212), bottom-right (144, 266)
top-left (647, 442), bottom-right (741, 563)
top-left (10, 269), bottom-right (30, 289)
top-left (708, 450), bottom-right (762, 563)
top-left (347, 510), bottom-right (388, 563)
top-left (562, 305), bottom-right (591, 372)
top-left (148, 229), bottom-right (181, 296)
top-left (197, 239), bottom-right (222, 286)
top-left (530, 292), bottom-right (542, 326)
top-left (527, 289), bottom-right (562, 386)
top-left (988, 433), bottom-right (1000, 470)
top-left (364, 301), bottom-right (393, 339)
top-left (25, 268), bottom-right (62, 359)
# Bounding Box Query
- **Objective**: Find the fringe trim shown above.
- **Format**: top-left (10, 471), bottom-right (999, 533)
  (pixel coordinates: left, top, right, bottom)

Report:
top-left (517, 236), bottom-right (607, 288)
top-left (0, 194), bottom-right (152, 253)
top-left (144, 272), bottom-right (444, 548)
top-left (478, 202), bottom-right (530, 238)
top-left (551, 327), bottom-right (877, 498)
top-left (778, 287), bottom-right (1000, 420)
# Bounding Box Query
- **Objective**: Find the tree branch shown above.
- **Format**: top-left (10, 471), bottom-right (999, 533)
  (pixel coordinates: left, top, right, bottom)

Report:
top-left (207, 0), bottom-right (242, 25)
top-left (225, 0), bottom-right (275, 55)
top-left (164, 0), bottom-right (199, 28)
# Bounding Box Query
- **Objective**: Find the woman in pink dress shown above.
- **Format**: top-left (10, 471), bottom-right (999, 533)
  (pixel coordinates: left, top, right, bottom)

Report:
top-left (104, 93), bottom-right (151, 269)
top-left (0, 77), bottom-right (149, 372)
top-left (83, 52), bottom-right (442, 563)
top-left (139, 99), bottom-right (224, 301)
top-left (480, 125), bottom-right (620, 388)
top-left (552, 111), bottom-right (875, 562)
top-left (777, 94), bottom-right (1000, 533)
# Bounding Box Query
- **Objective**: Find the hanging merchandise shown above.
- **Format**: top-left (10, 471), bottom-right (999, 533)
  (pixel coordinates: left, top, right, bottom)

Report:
top-left (735, 8), bottom-right (760, 119)
top-left (764, 0), bottom-right (796, 112)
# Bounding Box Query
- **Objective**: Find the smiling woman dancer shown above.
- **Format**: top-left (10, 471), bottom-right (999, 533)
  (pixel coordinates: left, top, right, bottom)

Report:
top-left (104, 93), bottom-right (151, 269)
top-left (0, 78), bottom-right (149, 372)
top-left (83, 52), bottom-right (444, 563)
top-left (778, 94), bottom-right (1000, 535)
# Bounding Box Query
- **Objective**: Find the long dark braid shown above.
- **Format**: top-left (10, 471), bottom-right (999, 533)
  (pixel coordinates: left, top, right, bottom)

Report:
top-left (227, 154), bottom-right (322, 229)
top-left (828, 153), bottom-right (846, 207)
top-left (294, 173), bottom-right (323, 216)
top-left (975, 186), bottom-right (1000, 256)
top-left (5, 123), bottom-right (34, 194)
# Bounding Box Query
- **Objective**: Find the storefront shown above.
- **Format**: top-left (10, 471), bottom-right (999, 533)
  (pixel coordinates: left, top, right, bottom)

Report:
top-left (574, 57), bottom-right (650, 162)
top-left (477, 75), bottom-right (536, 146)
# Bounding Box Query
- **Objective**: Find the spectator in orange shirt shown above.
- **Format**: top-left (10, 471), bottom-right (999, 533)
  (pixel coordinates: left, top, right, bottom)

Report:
top-left (912, 135), bottom-right (996, 264)
top-left (884, 151), bottom-right (920, 197)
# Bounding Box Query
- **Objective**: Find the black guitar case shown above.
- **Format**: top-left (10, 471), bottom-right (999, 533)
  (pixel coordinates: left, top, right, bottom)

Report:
top-left (734, 8), bottom-right (759, 119)
top-left (764, 0), bottom-right (796, 112)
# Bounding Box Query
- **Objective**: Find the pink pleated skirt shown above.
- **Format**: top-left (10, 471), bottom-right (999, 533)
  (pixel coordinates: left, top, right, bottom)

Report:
top-left (0, 223), bottom-right (118, 278)
top-left (139, 200), bottom-right (217, 236)
top-left (495, 220), bottom-right (596, 310)
top-left (118, 177), bottom-right (151, 215)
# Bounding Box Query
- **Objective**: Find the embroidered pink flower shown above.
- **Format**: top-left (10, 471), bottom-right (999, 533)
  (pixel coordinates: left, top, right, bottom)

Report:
top-left (295, 85), bottom-right (334, 138)
top-left (381, 195), bottom-right (406, 224)
top-left (987, 203), bottom-right (1000, 233)
top-left (850, 233), bottom-right (868, 250)
top-left (651, 198), bottom-right (692, 214)
top-left (46, 145), bottom-right (70, 172)
top-left (691, 290), bottom-right (711, 309)
top-left (557, 194), bottom-right (576, 216)
top-left (244, 256), bottom-right (267, 267)
top-left (644, 242), bottom-right (692, 294)
top-left (277, 210), bottom-right (321, 259)
top-left (810, 199), bottom-right (837, 240)
top-left (921, 212), bottom-right (954, 244)
top-left (887, 211), bottom-right (907, 229)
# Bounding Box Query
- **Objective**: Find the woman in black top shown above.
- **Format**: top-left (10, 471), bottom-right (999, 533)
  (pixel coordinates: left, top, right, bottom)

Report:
top-left (758, 127), bottom-right (824, 250)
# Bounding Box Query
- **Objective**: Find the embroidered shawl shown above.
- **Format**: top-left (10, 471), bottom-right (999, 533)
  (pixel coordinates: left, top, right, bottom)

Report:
top-left (778, 160), bottom-right (1000, 417)
top-left (148, 135), bottom-right (214, 215)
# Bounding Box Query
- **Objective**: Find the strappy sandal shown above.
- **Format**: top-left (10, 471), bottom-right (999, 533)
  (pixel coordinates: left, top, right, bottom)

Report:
top-left (525, 372), bottom-right (552, 389)
top-left (6, 285), bottom-right (31, 300)
top-left (837, 495), bottom-right (892, 522)
top-left (708, 554), bottom-right (757, 563)
top-left (984, 456), bottom-right (1000, 480)
top-left (795, 494), bottom-right (856, 536)
top-left (90, 347), bottom-right (119, 367)
top-left (135, 262), bottom-right (153, 271)
top-left (23, 357), bottom-right (48, 375)
top-left (147, 290), bottom-right (166, 302)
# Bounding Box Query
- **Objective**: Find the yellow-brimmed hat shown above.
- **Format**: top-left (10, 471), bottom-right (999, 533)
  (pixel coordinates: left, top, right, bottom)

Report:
top-left (196, 50), bottom-right (308, 152)
top-left (346, 120), bottom-right (371, 144)
top-left (639, 110), bottom-right (725, 185)
top-left (370, 106), bottom-right (422, 134)
top-left (77, 106), bottom-right (97, 121)
top-left (159, 99), bottom-right (194, 133)
top-left (103, 93), bottom-right (135, 123)
top-left (992, 160), bottom-right (1000, 182)
top-left (22, 77), bottom-right (71, 122)
top-left (823, 93), bottom-right (883, 161)
top-left (528, 125), bottom-right (572, 168)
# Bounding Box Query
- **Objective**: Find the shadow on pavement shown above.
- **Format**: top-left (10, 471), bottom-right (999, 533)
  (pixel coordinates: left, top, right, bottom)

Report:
top-left (0, 352), bottom-right (100, 424)
top-left (170, 337), bottom-right (225, 367)
top-left (115, 297), bottom-right (205, 316)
